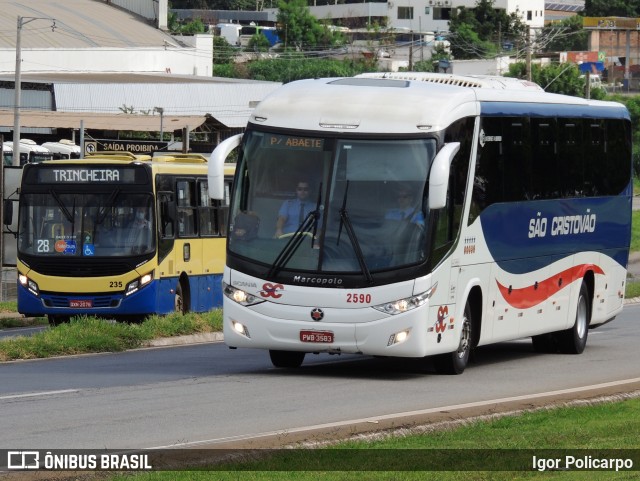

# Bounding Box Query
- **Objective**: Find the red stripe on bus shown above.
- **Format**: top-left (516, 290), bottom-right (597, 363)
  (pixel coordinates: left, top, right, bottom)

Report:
top-left (497, 264), bottom-right (604, 309)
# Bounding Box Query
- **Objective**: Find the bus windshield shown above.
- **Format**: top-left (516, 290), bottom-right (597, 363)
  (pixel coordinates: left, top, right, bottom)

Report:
top-left (18, 192), bottom-right (155, 257)
top-left (229, 130), bottom-right (436, 273)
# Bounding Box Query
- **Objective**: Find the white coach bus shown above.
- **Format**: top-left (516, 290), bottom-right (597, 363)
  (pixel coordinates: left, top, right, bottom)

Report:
top-left (208, 73), bottom-right (632, 374)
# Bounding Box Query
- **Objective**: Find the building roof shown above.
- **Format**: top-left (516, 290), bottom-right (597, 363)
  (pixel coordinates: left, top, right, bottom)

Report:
top-left (545, 1), bottom-right (584, 12)
top-left (0, 2), bottom-right (282, 132)
top-left (0, 0), bottom-right (179, 49)
top-left (0, 72), bottom-right (282, 131)
top-left (0, 110), bottom-right (206, 132)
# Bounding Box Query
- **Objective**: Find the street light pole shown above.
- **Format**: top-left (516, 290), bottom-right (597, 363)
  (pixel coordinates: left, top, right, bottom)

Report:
top-left (13, 16), bottom-right (24, 167)
top-left (154, 107), bottom-right (164, 141)
top-left (12, 15), bottom-right (56, 167)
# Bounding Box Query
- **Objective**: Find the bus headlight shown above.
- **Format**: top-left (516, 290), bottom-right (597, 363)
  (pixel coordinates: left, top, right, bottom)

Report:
top-left (125, 272), bottom-right (154, 296)
top-left (388, 328), bottom-right (411, 346)
top-left (372, 284), bottom-right (437, 315)
top-left (19, 274), bottom-right (39, 296)
top-left (223, 283), bottom-right (265, 307)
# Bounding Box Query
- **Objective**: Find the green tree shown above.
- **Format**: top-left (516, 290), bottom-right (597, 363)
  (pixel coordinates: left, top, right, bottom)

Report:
top-left (212, 36), bottom-right (237, 64)
top-left (584, 0), bottom-right (640, 16)
top-left (247, 33), bottom-right (271, 52)
top-left (407, 43), bottom-right (452, 72)
top-left (505, 61), bottom-right (606, 100)
top-left (276, 0), bottom-right (341, 50)
top-left (448, 0), bottom-right (527, 59)
top-left (167, 15), bottom-right (207, 34)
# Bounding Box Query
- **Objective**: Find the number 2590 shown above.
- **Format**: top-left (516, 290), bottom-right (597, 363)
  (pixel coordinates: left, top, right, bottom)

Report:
top-left (346, 293), bottom-right (371, 304)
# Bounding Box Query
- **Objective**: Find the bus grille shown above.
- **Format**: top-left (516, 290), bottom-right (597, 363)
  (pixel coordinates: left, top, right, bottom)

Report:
top-left (44, 295), bottom-right (120, 308)
top-left (21, 257), bottom-right (136, 277)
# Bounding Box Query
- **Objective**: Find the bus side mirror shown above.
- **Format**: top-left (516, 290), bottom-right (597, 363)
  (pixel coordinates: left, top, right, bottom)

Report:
top-left (3, 199), bottom-right (13, 226)
top-left (428, 142), bottom-right (460, 210)
top-left (209, 134), bottom-right (242, 200)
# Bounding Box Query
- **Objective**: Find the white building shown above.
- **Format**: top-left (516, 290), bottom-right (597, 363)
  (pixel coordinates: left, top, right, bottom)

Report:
top-left (267, 0), bottom-right (545, 35)
top-left (0, 0), bottom-right (211, 76)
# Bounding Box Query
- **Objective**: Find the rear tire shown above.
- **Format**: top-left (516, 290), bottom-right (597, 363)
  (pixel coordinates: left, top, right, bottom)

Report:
top-left (269, 350), bottom-right (305, 368)
top-left (433, 301), bottom-right (472, 375)
top-left (531, 281), bottom-right (590, 354)
top-left (175, 282), bottom-right (187, 315)
top-left (557, 281), bottom-right (590, 354)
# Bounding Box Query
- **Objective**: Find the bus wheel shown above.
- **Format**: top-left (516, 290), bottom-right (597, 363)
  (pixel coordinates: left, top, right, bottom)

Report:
top-left (174, 283), bottom-right (186, 314)
top-left (557, 281), bottom-right (590, 354)
top-left (433, 301), bottom-right (472, 375)
top-left (269, 350), bottom-right (305, 368)
top-left (48, 315), bottom-right (70, 327)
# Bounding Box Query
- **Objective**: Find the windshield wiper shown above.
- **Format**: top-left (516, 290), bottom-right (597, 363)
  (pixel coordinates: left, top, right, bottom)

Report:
top-left (96, 188), bottom-right (120, 225)
top-left (267, 183), bottom-right (323, 278)
top-left (335, 181), bottom-right (373, 284)
top-left (50, 190), bottom-right (77, 237)
top-left (50, 190), bottom-right (73, 223)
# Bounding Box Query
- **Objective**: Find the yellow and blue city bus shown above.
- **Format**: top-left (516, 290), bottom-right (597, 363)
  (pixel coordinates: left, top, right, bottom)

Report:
top-left (16, 152), bottom-right (234, 325)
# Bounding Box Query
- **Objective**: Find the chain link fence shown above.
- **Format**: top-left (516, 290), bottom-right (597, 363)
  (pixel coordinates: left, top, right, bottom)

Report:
top-left (1, 268), bottom-right (17, 302)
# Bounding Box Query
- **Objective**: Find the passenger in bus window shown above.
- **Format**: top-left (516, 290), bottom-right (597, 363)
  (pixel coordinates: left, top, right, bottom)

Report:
top-left (385, 187), bottom-right (424, 226)
top-left (274, 180), bottom-right (315, 237)
top-left (127, 206), bottom-right (152, 251)
top-left (231, 211), bottom-right (260, 241)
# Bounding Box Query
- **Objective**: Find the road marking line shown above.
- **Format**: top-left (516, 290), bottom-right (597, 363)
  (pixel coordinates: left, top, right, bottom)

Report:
top-left (0, 389), bottom-right (79, 400)
top-left (149, 377), bottom-right (640, 449)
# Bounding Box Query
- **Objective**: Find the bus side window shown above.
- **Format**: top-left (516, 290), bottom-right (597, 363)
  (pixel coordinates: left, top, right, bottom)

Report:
top-left (177, 179), bottom-right (197, 237)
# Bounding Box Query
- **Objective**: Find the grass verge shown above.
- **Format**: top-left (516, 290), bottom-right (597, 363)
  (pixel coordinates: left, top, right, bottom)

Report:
top-left (104, 396), bottom-right (640, 480)
top-left (0, 310), bottom-right (222, 361)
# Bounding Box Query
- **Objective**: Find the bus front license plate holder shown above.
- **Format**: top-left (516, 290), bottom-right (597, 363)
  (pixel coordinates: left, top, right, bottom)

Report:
top-left (70, 299), bottom-right (92, 308)
top-left (300, 330), bottom-right (334, 343)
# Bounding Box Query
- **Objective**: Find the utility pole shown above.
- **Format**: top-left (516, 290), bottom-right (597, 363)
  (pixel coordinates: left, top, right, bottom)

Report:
top-left (13, 16), bottom-right (24, 166)
top-left (13, 16), bottom-right (56, 166)
top-left (526, 28), bottom-right (532, 82)
top-left (154, 107), bottom-right (164, 141)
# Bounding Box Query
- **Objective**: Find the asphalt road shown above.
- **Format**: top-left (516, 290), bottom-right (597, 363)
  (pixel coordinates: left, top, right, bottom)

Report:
top-left (1, 304), bottom-right (639, 451)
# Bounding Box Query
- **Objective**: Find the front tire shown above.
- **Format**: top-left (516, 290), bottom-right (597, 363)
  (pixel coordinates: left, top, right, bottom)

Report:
top-left (48, 315), bottom-right (70, 327)
top-left (269, 350), bottom-right (305, 368)
top-left (433, 301), bottom-right (473, 375)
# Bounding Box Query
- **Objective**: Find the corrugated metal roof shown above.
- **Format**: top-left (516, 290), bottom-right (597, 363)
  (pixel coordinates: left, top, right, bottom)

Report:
top-left (53, 82), bottom-right (281, 128)
top-left (0, 72), bottom-right (282, 130)
top-left (0, 110), bottom-right (206, 131)
top-left (0, 0), bottom-right (181, 49)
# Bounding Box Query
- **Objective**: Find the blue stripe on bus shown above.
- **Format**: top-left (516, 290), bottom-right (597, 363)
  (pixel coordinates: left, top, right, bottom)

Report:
top-left (18, 274), bottom-right (223, 317)
top-left (479, 195), bottom-right (632, 274)
top-left (480, 102), bottom-right (630, 120)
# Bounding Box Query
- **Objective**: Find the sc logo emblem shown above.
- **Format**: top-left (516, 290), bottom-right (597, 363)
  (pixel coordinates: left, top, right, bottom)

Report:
top-left (260, 283), bottom-right (283, 298)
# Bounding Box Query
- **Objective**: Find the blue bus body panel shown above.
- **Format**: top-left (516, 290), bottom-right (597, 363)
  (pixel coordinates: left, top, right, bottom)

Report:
top-left (480, 101), bottom-right (630, 121)
top-left (18, 274), bottom-right (223, 318)
top-left (479, 195), bottom-right (632, 274)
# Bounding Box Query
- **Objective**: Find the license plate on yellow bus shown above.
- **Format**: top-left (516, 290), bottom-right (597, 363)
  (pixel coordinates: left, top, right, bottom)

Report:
top-left (300, 330), bottom-right (334, 343)
top-left (70, 299), bottom-right (92, 308)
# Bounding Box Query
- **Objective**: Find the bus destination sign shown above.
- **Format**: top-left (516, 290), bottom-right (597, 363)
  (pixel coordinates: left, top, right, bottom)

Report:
top-left (264, 134), bottom-right (324, 151)
top-left (35, 166), bottom-right (139, 184)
